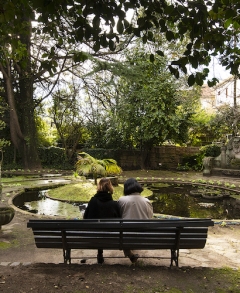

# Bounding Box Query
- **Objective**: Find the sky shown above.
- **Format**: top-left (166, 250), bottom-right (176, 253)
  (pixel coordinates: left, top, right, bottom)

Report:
top-left (207, 57), bottom-right (231, 82)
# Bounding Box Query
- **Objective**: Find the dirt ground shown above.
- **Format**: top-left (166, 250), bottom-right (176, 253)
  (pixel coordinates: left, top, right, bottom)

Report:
top-left (1, 170), bottom-right (240, 293)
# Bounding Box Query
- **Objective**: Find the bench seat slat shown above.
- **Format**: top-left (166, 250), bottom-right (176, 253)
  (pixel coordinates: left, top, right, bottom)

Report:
top-left (34, 236), bottom-right (207, 248)
top-left (32, 233), bottom-right (208, 242)
top-left (31, 228), bottom-right (208, 235)
top-left (34, 241), bottom-right (207, 250)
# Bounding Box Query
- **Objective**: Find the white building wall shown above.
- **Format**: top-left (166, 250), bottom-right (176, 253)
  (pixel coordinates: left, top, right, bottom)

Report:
top-left (214, 77), bottom-right (240, 108)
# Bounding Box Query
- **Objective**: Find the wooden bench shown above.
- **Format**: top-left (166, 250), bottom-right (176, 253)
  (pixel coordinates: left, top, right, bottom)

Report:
top-left (27, 218), bottom-right (214, 266)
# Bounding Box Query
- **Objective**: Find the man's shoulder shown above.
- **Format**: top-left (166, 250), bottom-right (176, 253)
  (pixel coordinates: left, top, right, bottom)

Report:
top-left (118, 196), bottom-right (131, 203)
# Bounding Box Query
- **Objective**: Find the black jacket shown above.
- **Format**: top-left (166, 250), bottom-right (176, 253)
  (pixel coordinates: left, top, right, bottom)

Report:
top-left (83, 191), bottom-right (121, 219)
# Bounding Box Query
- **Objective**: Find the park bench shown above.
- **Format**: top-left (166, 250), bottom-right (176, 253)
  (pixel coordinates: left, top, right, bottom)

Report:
top-left (27, 218), bottom-right (214, 267)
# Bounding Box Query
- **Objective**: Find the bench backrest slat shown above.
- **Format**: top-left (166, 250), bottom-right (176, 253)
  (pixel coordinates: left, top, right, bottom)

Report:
top-left (28, 218), bottom-right (213, 251)
top-left (27, 219), bottom-right (214, 230)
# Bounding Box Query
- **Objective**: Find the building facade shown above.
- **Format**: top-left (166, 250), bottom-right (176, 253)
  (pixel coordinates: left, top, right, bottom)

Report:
top-left (201, 76), bottom-right (240, 113)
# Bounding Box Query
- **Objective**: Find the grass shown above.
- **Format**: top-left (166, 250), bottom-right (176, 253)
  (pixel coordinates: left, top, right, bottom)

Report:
top-left (47, 180), bottom-right (152, 202)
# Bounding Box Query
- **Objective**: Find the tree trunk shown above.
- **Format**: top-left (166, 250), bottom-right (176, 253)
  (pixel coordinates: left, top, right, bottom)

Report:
top-left (140, 146), bottom-right (152, 170)
top-left (18, 78), bottom-right (41, 169)
top-left (1, 15), bottom-right (41, 169)
top-left (18, 17), bottom-right (41, 169)
top-left (94, 173), bottom-right (98, 185)
top-left (0, 150), bottom-right (2, 201)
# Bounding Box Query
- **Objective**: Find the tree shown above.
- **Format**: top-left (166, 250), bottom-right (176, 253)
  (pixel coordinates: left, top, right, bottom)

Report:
top-left (0, 2), bottom-right (40, 168)
top-left (209, 105), bottom-right (240, 141)
top-left (115, 52), bottom-right (198, 147)
top-left (30, 0), bottom-right (240, 84)
top-left (80, 50), bottom-right (200, 169)
top-left (79, 47), bottom-right (201, 152)
top-left (0, 0), bottom-right (140, 168)
top-left (0, 1), bottom-right (117, 168)
top-left (35, 117), bottom-right (56, 147)
top-left (50, 87), bottom-right (89, 162)
top-left (188, 109), bottom-right (218, 146)
top-left (1, 0), bottom-right (240, 169)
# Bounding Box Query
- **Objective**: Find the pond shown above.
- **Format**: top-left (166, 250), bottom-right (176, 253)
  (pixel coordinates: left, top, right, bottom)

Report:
top-left (13, 183), bottom-right (240, 220)
top-left (146, 183), bottom-right (240, 220)
top-left (13, 190), bottom-right (82, 218)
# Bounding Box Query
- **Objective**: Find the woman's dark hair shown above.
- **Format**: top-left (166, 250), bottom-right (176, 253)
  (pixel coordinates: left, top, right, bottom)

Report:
top-left (123, 178), bottom-right (143, 195)
top-left (97, 178), bottom-right (114, 194)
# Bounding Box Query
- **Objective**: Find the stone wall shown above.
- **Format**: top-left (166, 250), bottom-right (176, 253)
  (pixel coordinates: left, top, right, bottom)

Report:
top-left (117, 146), bottom-right (199, 170)
top-left (84, 146), bottom-right (200, 170)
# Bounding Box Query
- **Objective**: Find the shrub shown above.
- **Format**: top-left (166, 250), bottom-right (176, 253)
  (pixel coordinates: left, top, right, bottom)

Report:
top-left (200, 144), bottom-right (221, 157)
top-left (180, 144), bottom-right (221, 171)
top-left (38, 146), bottom-right (72, 169)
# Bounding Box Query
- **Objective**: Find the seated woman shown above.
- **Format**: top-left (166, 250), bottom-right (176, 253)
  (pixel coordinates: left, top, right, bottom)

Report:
top-left (83, 177), bottom-right (121, 264)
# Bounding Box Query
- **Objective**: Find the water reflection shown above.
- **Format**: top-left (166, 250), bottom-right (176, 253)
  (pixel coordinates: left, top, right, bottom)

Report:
top-left (14, 185), bottom-right (240, 220)
top-left (14, 190), bottom-right (81, 218)
top-left (148, 184), bottom-right (240, 220)
top-left (223, 197), bottom-right (240, 219)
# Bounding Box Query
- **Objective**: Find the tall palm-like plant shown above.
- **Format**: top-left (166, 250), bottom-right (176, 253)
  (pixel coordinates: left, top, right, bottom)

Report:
top-left (75, 152), bottom-right (122, 185)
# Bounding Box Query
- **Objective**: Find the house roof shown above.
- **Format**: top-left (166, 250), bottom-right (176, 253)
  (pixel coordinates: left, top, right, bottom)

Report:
top-left (214, 75), bottom-right (234, 90)
top-left (201, 84), bottom-right (215, 99)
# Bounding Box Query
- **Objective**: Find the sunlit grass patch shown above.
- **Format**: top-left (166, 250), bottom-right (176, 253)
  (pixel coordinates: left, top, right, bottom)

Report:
top-left (47, 181), bottom-right (152, 202)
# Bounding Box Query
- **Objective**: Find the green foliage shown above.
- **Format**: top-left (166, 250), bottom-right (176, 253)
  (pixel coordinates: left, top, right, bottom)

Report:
top-left (1, 145), bottom-right (21, 169)
top-left (0, 102), bottom-right (10, 156)
top-left (188, 109), bottom-right (217, 146)
top-left (38, 146), bottom-right (71, 169)
top-left (176, 163), bottom-right (191, 171)
top-left (76, 152), bottom-right (106, 176)
top-left (209, 105), bottom-right (240, 139)
top-left (87, 50), bottom-right (198, 150)
top-left (185, 144), bottom-right (221, 171)
top-left (29, 0), bottom-right (240, 84)
top-left (2, 0), bottom-right (240, 169)
top-left (48, 181), bottom-right (152, 202)
top-left (200, 144), bottom-right (221, 158)
top-left (81, 149), bottom-right (118, 161)
top-left (179, 144), bottom-right (221, 171)
top-left (117, 54), bottom-right (179, 148)
top-left (104, 158), bottom-right (122, 175)
top-left (75, 152), bottom-right (122, 184)
top-left (179, 154), bottom-right (202, 171)
top-left (35, 115), bottom-right (57, 147)
top-left (2, 145), bottom-right (72, 170)
top-left (49, 87), bottom-right (89, 162)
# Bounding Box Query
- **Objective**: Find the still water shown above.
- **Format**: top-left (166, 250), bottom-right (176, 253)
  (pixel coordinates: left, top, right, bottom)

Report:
top-left (147, 184), bottom-right (240, 220)
top-left (13, 184), bottom-right (240, 220)
top-left (13, 190), bottom-right (82, 218)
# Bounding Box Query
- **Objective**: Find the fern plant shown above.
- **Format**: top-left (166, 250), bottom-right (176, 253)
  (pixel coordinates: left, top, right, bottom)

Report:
top-left (75, 152), bottom-right (122, 185)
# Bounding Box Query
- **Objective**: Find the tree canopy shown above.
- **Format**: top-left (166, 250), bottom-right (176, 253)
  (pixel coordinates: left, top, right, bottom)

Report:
top-left (0, 0), bottom-right (240, 168)
top-left (81, 46), bottom-right (201, 152)
top-left (2, 0), bottom-right (240, 85)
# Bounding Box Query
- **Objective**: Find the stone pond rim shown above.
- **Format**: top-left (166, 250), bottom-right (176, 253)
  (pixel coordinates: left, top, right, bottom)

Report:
top-left (0, 207), bottom-right (15, 229)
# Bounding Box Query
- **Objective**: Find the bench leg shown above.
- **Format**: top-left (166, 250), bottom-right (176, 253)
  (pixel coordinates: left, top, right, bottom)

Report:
top-left (63, 249), bottom-right (71, 264)
top-left (170, 249), bottom-right (179, 267)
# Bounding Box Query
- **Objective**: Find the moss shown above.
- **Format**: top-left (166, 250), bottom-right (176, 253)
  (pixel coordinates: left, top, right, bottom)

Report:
top-left (0, 240), bottom-right (18, 249)
top-left (150, 183), bottom-right (171, 188)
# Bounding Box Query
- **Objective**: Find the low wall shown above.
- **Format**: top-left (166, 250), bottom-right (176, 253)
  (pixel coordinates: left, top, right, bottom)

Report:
top-left (83, 146), bottom-right (200, 170)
